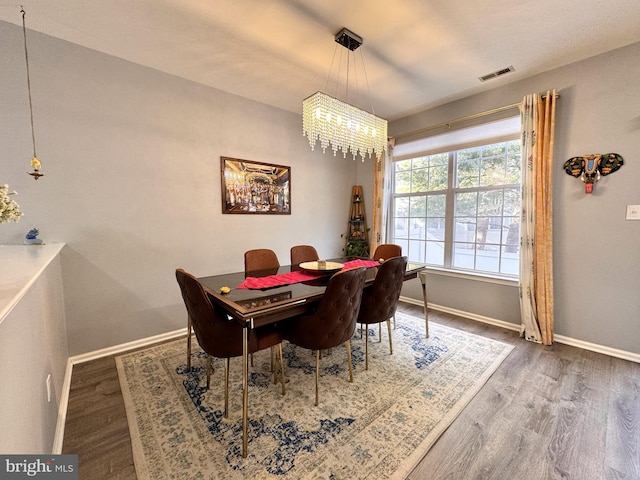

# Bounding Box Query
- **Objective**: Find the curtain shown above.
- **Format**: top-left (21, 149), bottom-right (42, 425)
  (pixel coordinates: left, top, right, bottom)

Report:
top-left (370, 138), bottom-right (395, 256)
top-left (519, 90), bottom-right (557, 345)
top-left (369, 138), bottom-right (395, 256)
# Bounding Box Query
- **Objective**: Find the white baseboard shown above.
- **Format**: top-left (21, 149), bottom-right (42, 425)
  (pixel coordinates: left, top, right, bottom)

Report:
top-left (399, 296), bottom-right (640, 364)
top-left (53, 327), bottom-right (188, 453)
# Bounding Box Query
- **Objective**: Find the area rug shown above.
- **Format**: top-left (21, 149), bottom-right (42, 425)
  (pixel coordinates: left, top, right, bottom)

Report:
top-left (116, 312), bottom-right (513, 480)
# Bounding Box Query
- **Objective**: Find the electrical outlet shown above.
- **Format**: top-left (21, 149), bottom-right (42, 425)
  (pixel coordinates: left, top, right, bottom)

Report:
top-left (46, 374), bottom-right (51, 403)
top-left (626, 205), bottom-right (640, 220)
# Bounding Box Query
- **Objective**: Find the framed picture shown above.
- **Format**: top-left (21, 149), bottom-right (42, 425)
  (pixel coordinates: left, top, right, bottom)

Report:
top-left (221, 157), bottom-right (291, 214)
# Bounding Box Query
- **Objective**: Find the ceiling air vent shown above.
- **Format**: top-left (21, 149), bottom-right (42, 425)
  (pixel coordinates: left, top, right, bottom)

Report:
top-left (478, 65), bottom-right (515, 82)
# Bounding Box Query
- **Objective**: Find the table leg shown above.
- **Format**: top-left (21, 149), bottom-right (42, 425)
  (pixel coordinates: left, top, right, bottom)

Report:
top-left (419, 271), bottom-right (429, 338)
top-left (242, 323), bottom-right (249, 458)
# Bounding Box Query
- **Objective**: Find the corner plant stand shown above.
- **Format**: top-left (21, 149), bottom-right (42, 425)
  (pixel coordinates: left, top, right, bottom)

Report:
top-left (345, 185), bottom-right (369, 257)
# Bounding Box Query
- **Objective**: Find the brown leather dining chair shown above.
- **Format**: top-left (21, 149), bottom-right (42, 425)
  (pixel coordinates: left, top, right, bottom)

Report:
top-left (284, 267), bottom-right (367, 406)
top-left (372, 243), bottom-right (402, 262)
top-left (244, 248), bottom-right (280, 276)
top-left (290, 245), bottom-right (319, 266)
top-left (175, 268), bottom-right (286, 417)
top-left (356, 256), bottom-right (408, 370)
top-left (371, 243), bottom-right (403, 330)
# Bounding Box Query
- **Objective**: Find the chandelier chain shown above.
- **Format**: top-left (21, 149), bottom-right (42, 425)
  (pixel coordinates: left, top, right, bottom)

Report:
top-left (21, 6), bottom-right (37, 159)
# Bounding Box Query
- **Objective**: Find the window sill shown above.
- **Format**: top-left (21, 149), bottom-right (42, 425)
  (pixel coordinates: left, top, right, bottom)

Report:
top-left (420, 266), bottom-right (519, 287)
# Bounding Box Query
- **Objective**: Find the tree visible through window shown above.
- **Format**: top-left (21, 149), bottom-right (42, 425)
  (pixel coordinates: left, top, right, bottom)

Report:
top-left (391, 139), bottom-right (521, 277)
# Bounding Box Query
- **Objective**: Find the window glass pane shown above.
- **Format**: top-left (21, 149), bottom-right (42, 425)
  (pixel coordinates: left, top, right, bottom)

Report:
top-left (409, 218), bottom-right (426, 239)
top-left (478, 190), bottom-right (503, 215)
top-left (427, 194), bottom-right (446, 216)
top-left (501, 246), bottom-right (519, 275)
top-left (454, 217), bottom-right (476, 242)
top-left (429, 165), bottom-right (448, 190)
top-left (429, 153), bottom-right (449, 166)
top-left (411, 168), bottom-right (428, 192)
top-left (452, 242), bottom-right (475, 269)
top-left (408, 240), bottom-right (426, 263)
top-left (412, 157), bottom-right (428, 169)
top-left (426, 241), bottom-right (445, 265)
top-left (409, 196), bottom-right (426, 217)
top-left (456, 158), bottom-right (480, 188)
top-left (394, 197), bottom-right (409, 217)
top-left (503, 188), bottom-right (520, 215)
top-left (393, 217), bottom-right (409, 239)
top-left (455, 192), bottom-right (477, 216)
top-left (395, 170), bottom-right (411, 194)
top-left (427, 218), bottom-right (445, 241)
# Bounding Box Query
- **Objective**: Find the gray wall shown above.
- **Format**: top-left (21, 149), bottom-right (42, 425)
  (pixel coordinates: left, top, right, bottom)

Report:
top-left (393, 41), bottom-right (640, 354)
top-left (1, 20), bottom-right (638, 357)
top-left (0, 22), bottom-right (373, 355)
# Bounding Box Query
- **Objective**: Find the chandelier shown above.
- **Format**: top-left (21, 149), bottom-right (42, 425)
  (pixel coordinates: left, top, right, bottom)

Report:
top-left (303, 28), bottom-right (387, 161)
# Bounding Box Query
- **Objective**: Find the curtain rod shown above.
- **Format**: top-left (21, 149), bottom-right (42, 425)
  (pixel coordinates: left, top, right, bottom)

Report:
top-left (394, 93), bottom-right (559, 140)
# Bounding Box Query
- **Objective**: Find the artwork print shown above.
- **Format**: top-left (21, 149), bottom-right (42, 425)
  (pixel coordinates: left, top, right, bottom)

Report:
top-left (221, 157), bottom-right (291, 214)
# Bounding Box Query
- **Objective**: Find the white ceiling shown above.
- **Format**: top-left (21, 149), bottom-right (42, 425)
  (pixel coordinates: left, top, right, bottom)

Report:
top-left (2, 0), bottom-right (640, 120)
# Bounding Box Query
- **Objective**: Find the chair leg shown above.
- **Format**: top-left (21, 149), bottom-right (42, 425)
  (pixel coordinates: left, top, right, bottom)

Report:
top-left (378, 323), bottom-right (382, 342)
top-left (187, 315), bottom-right (192, 371)
top-left (276, 343), bottom-right (286, 396)
top-left (315, 350), bottom-right (320, 407)
top-left (224, 358), bottom-right (230, 418)
top-left (365, 328), bottom-right (369, 370)
top-left (387, 319), bottom-right (393, 354)
top-left (206, 355), bottom-right (212, 389)
top-left (345, 340), bottom-right (353, 383)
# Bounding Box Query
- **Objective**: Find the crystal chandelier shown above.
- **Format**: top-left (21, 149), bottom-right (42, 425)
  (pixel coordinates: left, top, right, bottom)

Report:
top-left (303, 28), bottom-right (387, 161)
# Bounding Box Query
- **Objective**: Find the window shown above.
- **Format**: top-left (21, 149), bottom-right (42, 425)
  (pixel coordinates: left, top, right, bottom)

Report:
top-left (391, 134), bottom-right (521, 278)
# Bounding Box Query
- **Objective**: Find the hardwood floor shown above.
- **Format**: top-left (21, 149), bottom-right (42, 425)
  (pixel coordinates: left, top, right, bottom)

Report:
top-left (62, 303), bottom-right (640, 479)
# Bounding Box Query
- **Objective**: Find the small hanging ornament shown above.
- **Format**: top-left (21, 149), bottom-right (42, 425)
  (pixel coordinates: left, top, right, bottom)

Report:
top-left (21, 7), bottom-right (45, 180)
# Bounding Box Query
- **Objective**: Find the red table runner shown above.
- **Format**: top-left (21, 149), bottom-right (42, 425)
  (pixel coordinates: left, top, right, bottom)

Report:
top-left (237, 259), bottom-right (381, 290)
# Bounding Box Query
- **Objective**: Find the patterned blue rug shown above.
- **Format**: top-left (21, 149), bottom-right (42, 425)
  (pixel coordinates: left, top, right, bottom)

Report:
top-left (116, 312), bottom-right (513, 479)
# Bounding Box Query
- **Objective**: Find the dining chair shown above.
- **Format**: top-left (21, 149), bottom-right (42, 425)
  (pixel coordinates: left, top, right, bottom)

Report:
top-left (175, 268), bottom-right (286, 417)
top-left (372, 243), bottom-right (402, 262)
top-left (290, 245), bottom-right (319, 266)
top-left (356, 256), bottom-right (408, 370)
top-left (244, 248), bottom-right (280, 275)
top-left (284, 267), bottom-right (367, 406)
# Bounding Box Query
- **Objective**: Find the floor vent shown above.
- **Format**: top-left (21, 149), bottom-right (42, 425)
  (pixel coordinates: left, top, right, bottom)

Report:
top-left (479, 65), bottom-right (515, 82)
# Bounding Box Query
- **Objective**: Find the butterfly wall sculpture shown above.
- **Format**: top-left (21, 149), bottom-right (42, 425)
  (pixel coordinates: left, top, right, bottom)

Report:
top-left (563, 153), bottom-right (624, 194)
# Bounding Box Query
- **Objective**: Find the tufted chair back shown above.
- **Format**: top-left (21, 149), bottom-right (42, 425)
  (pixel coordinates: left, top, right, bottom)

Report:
top-left (356, 256), bottom-right (407, 369)
top-left (357, 256), bottom-right (408, 326)
top-left (244, 249), bottom-right (280, 276)
top-left (290, 245), bottom-right (319, 266)
top-left (284, 266), bottom-right (366, 405)
top-left (176, 268), bottom-right (282, 358)
top-left (285, 267), bottom-right (366, 351)
top-left (176, 268), bottom-right (286, 414)
top-left (372, 244), bottom-right (402, 262)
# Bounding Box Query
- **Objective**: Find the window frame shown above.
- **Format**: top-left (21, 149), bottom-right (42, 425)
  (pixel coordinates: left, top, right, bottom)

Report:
top-left (390, 130), bottom-right (522, 280)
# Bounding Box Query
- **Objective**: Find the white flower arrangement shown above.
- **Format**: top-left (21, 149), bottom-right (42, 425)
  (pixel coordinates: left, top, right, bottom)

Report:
top-left (0, 184), bottom-right (24, 224)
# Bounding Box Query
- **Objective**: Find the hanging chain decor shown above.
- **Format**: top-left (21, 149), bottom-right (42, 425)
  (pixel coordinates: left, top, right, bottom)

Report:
top-left (21, 6), bottom-right (44, 180)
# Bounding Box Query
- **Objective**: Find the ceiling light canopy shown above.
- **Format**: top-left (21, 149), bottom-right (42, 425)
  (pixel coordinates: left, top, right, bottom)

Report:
top-left (303, 28), bottom-right (387, 161)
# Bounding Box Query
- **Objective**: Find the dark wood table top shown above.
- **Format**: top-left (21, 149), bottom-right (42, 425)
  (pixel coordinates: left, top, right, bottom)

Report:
top-left (197, 257), bottom-right (424, 327)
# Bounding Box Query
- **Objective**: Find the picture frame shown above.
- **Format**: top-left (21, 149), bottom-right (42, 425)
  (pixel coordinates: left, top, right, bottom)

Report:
top-left (221, 157), bottom-right (291, 214)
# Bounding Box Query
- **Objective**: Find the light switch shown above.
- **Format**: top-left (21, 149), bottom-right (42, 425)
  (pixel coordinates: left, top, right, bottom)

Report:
top-left (626, 205), bottom-right (640, 220)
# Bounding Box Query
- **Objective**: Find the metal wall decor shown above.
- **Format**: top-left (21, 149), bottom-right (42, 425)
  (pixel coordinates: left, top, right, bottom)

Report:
top-left (563, 153), bottom-right (624, 194)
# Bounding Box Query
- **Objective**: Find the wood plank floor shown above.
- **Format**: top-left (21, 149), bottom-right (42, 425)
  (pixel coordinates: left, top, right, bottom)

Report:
top-left (62, 303), bottom-right (640, 479)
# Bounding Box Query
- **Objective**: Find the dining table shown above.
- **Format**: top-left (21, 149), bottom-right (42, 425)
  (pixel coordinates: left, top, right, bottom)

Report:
top-left (196, 257), bottom-right (425, 457)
